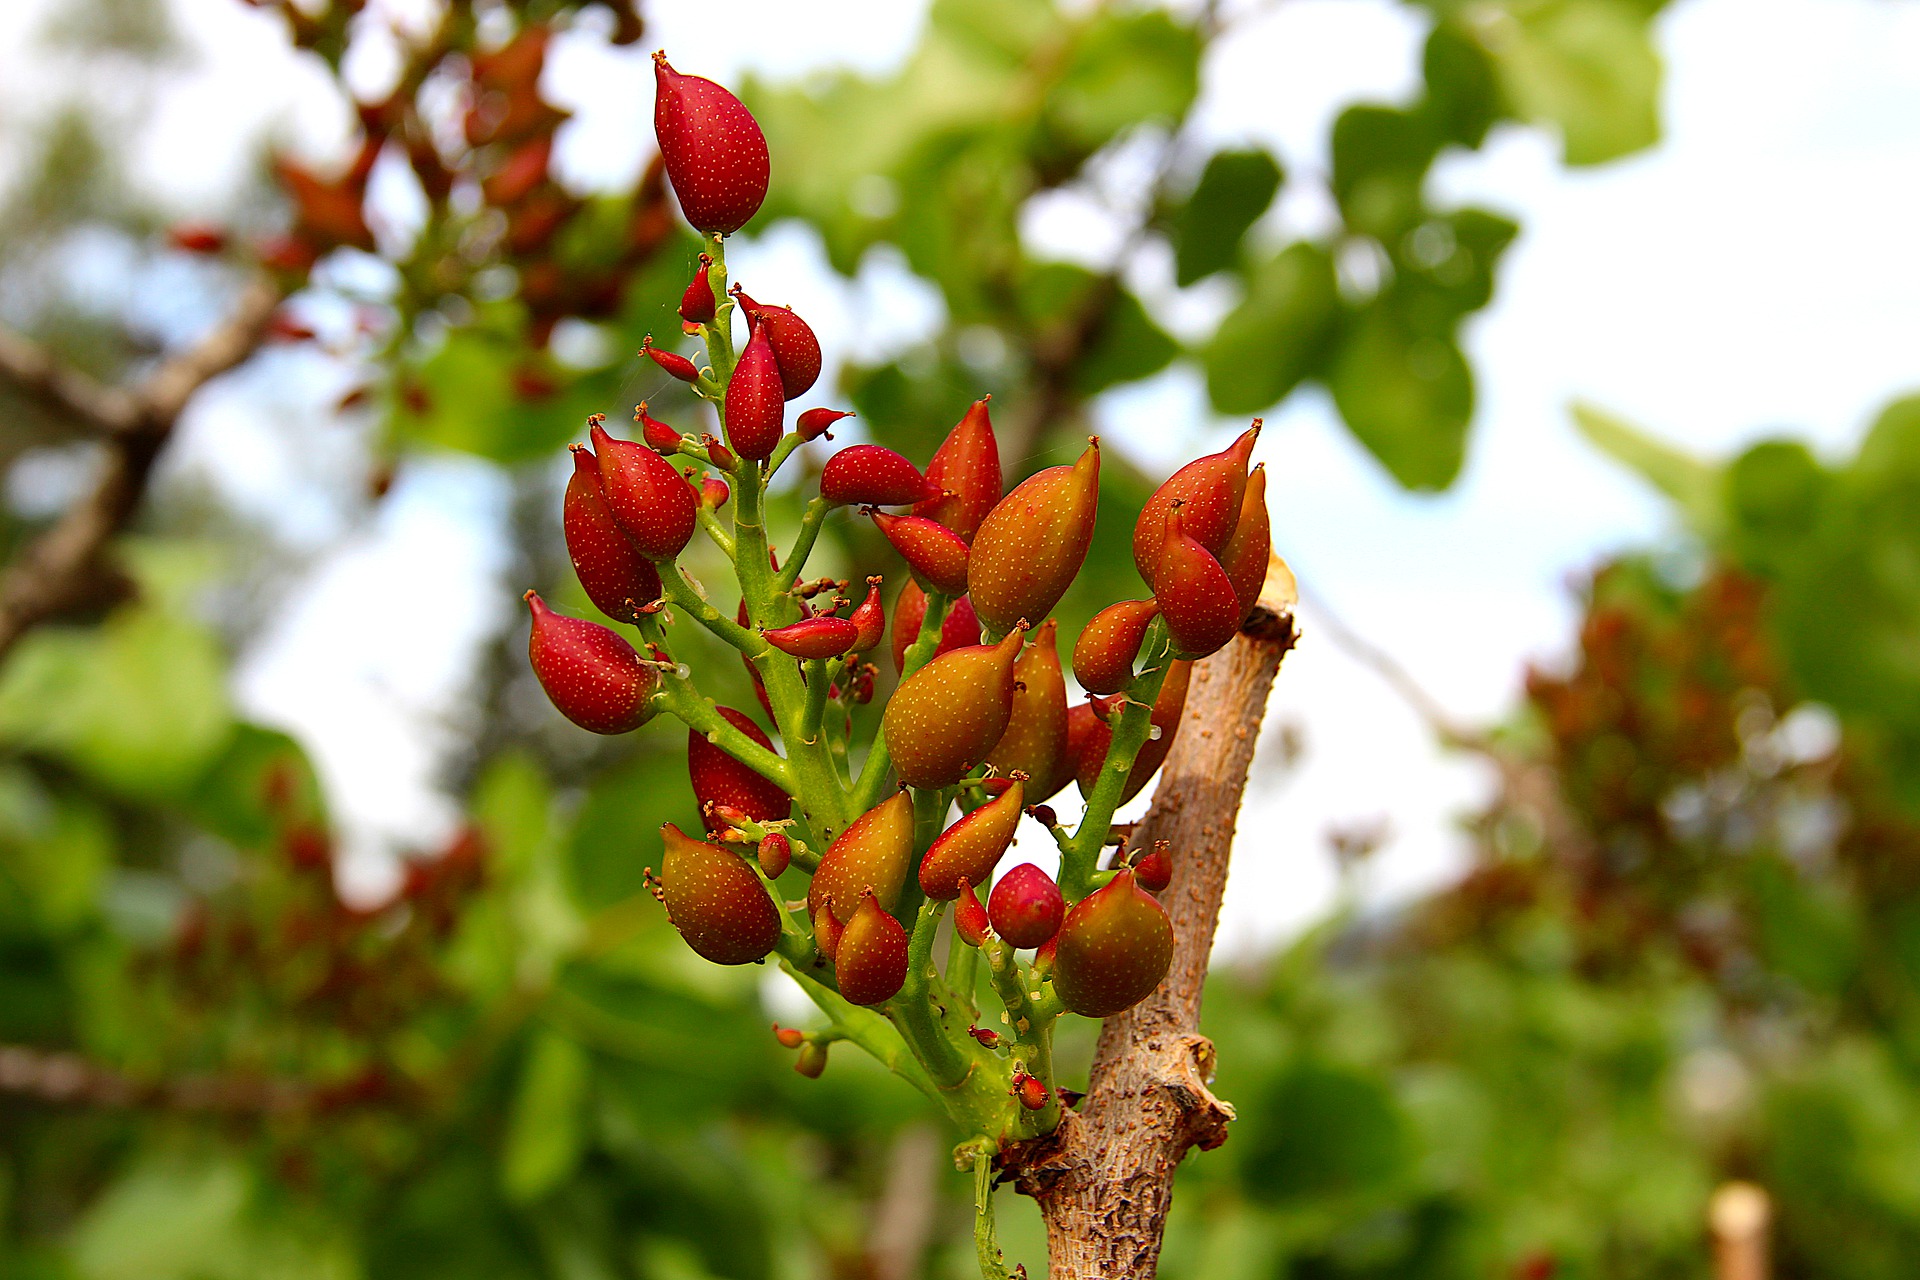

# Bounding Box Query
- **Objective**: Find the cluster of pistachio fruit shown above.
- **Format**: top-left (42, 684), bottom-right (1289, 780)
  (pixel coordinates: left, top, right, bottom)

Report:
top-left (524, 53), bottom-right (1270, 1145)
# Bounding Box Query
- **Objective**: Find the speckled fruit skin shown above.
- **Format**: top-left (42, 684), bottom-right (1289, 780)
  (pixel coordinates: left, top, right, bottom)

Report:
top-left (808, 790), bottom-right (915, 920)
top-left (954, 879), bottom-right (990, 946)
top-left (919, 779), bottom-right (1024, 899)
top-left (821, 445), bottom-right (940, 507)
top-left (652, 54), bottom-right (769, 235)
top-left (1132, 843), bottom-right (1172, 892)
top-left (984, 619), bottom-right (1069, 801)
top-left (1051, 868), bottom-right (1173, 1017)
top-left (1153, 510), bottom-right (1243, 659)
top-left (526, 591), bottom-right (659, 734)
top-left (835, 891), bottom-right (909, 1005)
top-left (757, 831), bottom-right (792, 878)
top-left (734, 292), bottom-right (821, 399)
top-left (590, 420), bottom-right (696, 560)
top-left (641, 337), bottom-right (699, 382)
top-left (1220, 463), bottom-right (1271, 619)
top-left (914, 397), bottom-right (1002, 541)
top-left (1132, 422), bottom-right (1258, 583)
top-left (883, 627), bottom-right (1025, 789)
top-left (637, 405), bottom-right (683, 452)
top-left (659, 822), bottom-right (781, 964)
top-left (967, 440), bottom-right (1100, 635)
top-left (1073, 659), bottom-right (1192, 802)
top-left (763, 616), bottom-right (859, 660)
top-left (870, 512), bottom-right (970, 597)
top-left (724, 322), bottom-right (785, 461)
top-left (848, 579), bottom-right (885, 652)
top-left (890, 583), bottom-right (979, 674)
top-left (688, 707), bottom-right (789, 833)
top-left (679, 255), bottom-right (715, 324)
top-left (1072, 599), bottom-right (1160, 695)
top-left (796, 407), bottom-right (851, 441)
top-left (987, 862), bottom-right (1065, 949)
top-left (564, 446), bottom-right (661, 623)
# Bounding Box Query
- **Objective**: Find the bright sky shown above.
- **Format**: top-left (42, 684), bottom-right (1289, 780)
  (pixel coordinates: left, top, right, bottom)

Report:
top-left (4, 0), bottom-right (1918, 944)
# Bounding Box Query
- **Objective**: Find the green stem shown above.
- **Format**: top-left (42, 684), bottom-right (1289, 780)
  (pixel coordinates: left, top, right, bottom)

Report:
top-left (948, 926), bottom-right (980, 1022)
top-left (799, 657), bottom-right (832, 744)
top-left (695, 504), bottom-right (736, 559)
top-left (971, 1149), bottom-right (1022, 1280)
top-left (639, 618), bottom-right (795, 791)
top-left (780, 958), bottom-right (940, 1102)
top-left (1056, 624), bottom-right (1174, 900)
top-left (984, 938), bottom-right (1061, 1135)
top-left (889, 899), bottom-right (969, 1088)
top-left (656, 559), bottom-right (765, 655)
top-left (775, 496), bottom-right (833, 591)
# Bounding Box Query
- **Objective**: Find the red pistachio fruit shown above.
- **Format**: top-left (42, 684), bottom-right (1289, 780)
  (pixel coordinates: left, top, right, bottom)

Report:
top-left (890, 581), bottom-right (980, 675)
top-left (564, 445), bottom-right (661, 623)
top-left (955, 880), bottom-right (991, 946)
top-left (724, 321), bottom-right (785, 461)
top-left (636, 402), bottom-right (683, 452)
top-left (1072, 599), bottom-right (1160, 696)
top-left (641, 335), bottom-right (700, 382)
top-left (658, 822), bottom-right (781, 964)
top-left (1153, 510), bottom-right (1243, 659)
top-left (763, 615), bottom-right (860, 660)
top-left (591, 419), bottom-right (697, 559)
top-left (914, 397), bottom-right (1002, 541)
top-left (1132, 841), bottom-right (1173, 893)
top-left (652, 53), bottom-right (769, 234)
top-left (1220, 464), bottom-right (1271, 620)
top-left (919, 779), bottom-right (1024, 900)
top-left (526, 591), bottom-right (659, 734)
top-left (735, 290), bottom-right (821, 399)
top-left (984, 619), bottom-right (1069, 802)
top-left (809, 789), bottom-right (915, 921)
top-left (678, 253), bottom-right (716, 324)
top-left (883, 626), bottom-right (1026, 789)
top-left (758, 831), bottom-right (793, 879)
top-left (835, 890), bottom-right (909, 1005)
top-left (871, 511), bottom-right (970, 597)
top-left (848, 577), bottom-right (886, 652)
top-left (796, 407), bottom-right (852, 441)
top-left (1132, 421), bottom-right (1259, 582)
top-left (688, 706), bottom-right (789, 833)
top-left (968, 439), bottom-right (1100, 634)
top-left (1071, 659), bottom-right (1193, 802)
top-left (821, 444), bottom-right (942, 507)
top-left (987, 862), bottom-right (1065, 949)
top-left (1051, 868), bottom-right (1174, 1017)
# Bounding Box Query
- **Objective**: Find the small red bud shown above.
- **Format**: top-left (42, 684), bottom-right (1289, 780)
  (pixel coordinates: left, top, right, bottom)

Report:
top-left (919, 780), bottom-right (1023, 900)
top-left (1220, 464), bottom-right (1271, 620)
top-left (591, 420), bottom-right (697, 559)
top-left (641, 334), bottom-right (700, 383)
top-left (733, 290), bottom-right (821, 399)
top-left (758, 831), bottom-right (792, 878)
top-left (773, 1023), bottom-right (805, 1049)
top-left (969, 1025), bottom-right (1001, 1049)
top-left (701, 435), bottom-right (738, 471)
top-left (915, 398), bottom-right (1002, 541)
top-left (688, 707), bottom-right (790, 833)
top-left (1072, 600), bottom-right (1160, 695)
top-left (890, 582), bottom-right (981, 675)
top-left (809, 790), bottom-right (915, 920)
top-left (1153, 509), bottom-right (1243, 659)
top-left (636, 402), bottom-right (683, 452)
top-left (955, 880), bottom-right (991, 947)
top-left (1132, 841), bottom-right (1173, 893)
top-left (1030, 804), bottom-right (1059, 829)
top-left (812, 900), bottom-right (844, 963)
top-left (1051, 868), bottom-right (1174, 1017)
top-left (700, 475), bottom-right (731, 510)
top-left (835, 890), bottom-right (909, 1006)
top-left (658, 822), bottom-right (781, 964)
top-left (796, 407), bottom-right (852, 441)
top-left (848, 577), bottom-right (886, 652)
top-left (526, 591), bottom-right (659, 734)
top-left (652, 53), bottom-right (769, 234)
top-left (679, 253), bottom-right (716, 324)
top-left (870, 512), bottom-right (970, 597)
top-left (795, 1039), bottom-right (829, 1078)
top-left (724, 321), bottom-right (785, 461)
top-left (968, 439), bottom-right (1100, 634)
top-left (1015, 1072), bottom-right (1049, 1111)
top-left (988, 863), bottom-right (1065, 950)
top-left (564, 446), bottom-right (661, 623)
top-left (1133, 422), bottom-right (1259, 582)
top-left (821, 445), bottom-right (942, 507)
top-left (763, 615), bottom-right (861, 660)
top-left (883, 626), bottom-right (1027, 788)
top-left (167, 223), bottom-right (227, 254)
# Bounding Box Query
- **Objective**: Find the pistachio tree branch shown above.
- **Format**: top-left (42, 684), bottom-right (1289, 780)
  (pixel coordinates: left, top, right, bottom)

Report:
top-left (0, 276), bottom-right (283, 662)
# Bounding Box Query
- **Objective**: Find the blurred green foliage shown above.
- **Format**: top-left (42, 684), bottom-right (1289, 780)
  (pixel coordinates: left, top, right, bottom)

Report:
top-left (13, 1), bottom-right (1920, 1279)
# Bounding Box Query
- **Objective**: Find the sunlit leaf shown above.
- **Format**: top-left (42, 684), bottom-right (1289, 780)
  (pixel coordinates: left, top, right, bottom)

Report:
top-left (1202, 241), bottom-right (1338, 416)
top-left (1169, 148), bottom-right (1284, 287)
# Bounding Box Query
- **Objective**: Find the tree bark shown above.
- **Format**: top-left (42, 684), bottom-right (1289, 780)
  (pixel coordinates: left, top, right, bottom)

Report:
top-left (1006, 555), bottom-right (1298, 1278)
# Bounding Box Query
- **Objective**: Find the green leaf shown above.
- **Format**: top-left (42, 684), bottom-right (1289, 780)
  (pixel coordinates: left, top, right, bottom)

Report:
top-left (1049, 10), bottom-right (1203, 153)
top-left (1169, 148), bottom-right (1285, 287)
top-left (0, 605), bottom-right (233, 800)
top-left (1238, 1061), bottom-right (1412, 1202)
top-left (1422, 22), bottom-right (1502, 148)
top-left (1327, 297), bottom-right (1474, 491)
top-left (1572, 401), bottom-right (1722, 537)
top-left (1330, 104), bottom-right (1439, 240)
top-left (1476, 0), bottom-right (1662, 166)
top-left (501, 1030), bottom-right (591, 1203)
top-left (1203, 241), bottom-right (1339, 416)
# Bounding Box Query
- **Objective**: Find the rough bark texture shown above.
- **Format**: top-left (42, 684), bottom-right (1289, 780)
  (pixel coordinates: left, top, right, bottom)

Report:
top-left (1007, 556), bottom-right (1297, 1279)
